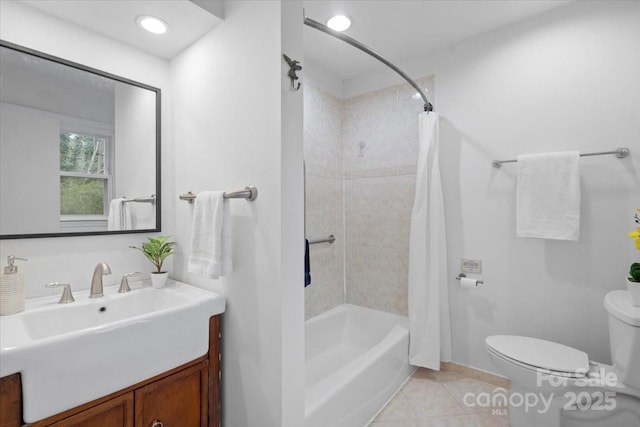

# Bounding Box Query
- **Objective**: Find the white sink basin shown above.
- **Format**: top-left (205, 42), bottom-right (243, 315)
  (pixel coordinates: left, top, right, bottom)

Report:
top-left (0, 280), bottom-right (225, 423)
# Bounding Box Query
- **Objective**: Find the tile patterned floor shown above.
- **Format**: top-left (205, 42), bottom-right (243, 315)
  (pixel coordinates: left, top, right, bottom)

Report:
top-left (368, 368), bottom-right (511, 427)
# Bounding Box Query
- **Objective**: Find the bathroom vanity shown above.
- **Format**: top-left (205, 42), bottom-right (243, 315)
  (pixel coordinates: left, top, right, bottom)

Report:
top-left (0, 280), bottom-right (225, 427)
top-left (0, 316), bottom-right (220, 427)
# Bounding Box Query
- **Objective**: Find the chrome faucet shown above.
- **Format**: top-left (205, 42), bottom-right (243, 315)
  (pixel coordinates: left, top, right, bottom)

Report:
top-left (118, 272), bottom-right (141, 293)
top-left (45, 282), bottom-right (75, 304)
top-left (89, 262), bottom-right (111, 298)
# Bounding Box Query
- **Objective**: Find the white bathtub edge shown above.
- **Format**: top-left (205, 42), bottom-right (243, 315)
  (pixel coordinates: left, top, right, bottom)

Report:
top-left (305, 304), bottom-right (413, 427)
top-left (364, 365), bottom-right (418, 425)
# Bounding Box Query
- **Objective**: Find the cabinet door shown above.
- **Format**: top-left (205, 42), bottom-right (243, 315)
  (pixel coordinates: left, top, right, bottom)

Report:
top-left (49, 393), bottom-right (133, 427)
top-left (135, 363), bottom-right (207, 427)
top-left (0, 374), bottom-right (21, 427)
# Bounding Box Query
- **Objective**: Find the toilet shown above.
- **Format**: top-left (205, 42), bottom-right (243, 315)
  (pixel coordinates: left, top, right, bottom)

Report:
top-left (486, 290), bottom-right (640, 427)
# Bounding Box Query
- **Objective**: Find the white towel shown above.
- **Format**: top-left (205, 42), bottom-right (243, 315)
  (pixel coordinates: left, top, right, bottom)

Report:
top-left (188, 191), bottom-right (233, 278)
top-left (107, 198), bottom-right (132, 231)
top-left (516, 151), bottom-right (580, 241)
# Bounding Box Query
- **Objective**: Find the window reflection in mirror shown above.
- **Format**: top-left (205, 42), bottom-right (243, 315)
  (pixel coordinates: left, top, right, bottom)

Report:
top-left (60, 130), bottom-right (111, 217)
top-left (0, 41), bottom-right (161, 239)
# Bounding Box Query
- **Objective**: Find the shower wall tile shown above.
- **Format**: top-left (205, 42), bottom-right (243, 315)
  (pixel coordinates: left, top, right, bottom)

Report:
top-left (349, 175), bottom-right (416, 213)
top-left (304, 80), bottom-right (345, 320)
top-left (304, 76), bottom-right (432, 318)
top-left (349, 176), bottom-right (396, 212)
top-left (343, 77), bottom-right (433, 173)
top-left (345, 165), bottom-right (418, 179)
top-left (344, 173), bottom-right (415, 316)
top-left (304, 277), bottom-right (344, 319)
top-left (346, 211), bottom-right (402, 248)
top-left (342, 78), bottom-right (430, 316)
top-left (347, 273), bottom-right (408, 315)
top-left (304, 171), bottom-right (344, 320)
top-left (305, 164), bottom-right (341, 179)
top-left (346, 167), bottom-right (397, 179)
top-left (346, 245), bottom-right (402, 285)
top-left (305, 174), bottom-right (342, 213)
top-left (397, 165), bottom-right (418, 176)
top-left (304, 81), bottom-right (343, 171)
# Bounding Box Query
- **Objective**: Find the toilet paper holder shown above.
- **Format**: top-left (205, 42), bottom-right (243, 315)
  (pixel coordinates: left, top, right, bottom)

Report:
top-left (456, 273), bottom-right (484, 285)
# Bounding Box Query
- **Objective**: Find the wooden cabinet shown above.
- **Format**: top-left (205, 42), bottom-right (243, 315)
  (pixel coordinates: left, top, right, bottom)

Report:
top-left (0, 374), bottom-right (21, 427)
top-left (48, 394), bottom-right (133, 427)
top-left (135, 363), bottom-right (207, 427)
top-left (44, 362), bottom-right (206, 427)
top-left (0, 315), bottom-right (220, 427)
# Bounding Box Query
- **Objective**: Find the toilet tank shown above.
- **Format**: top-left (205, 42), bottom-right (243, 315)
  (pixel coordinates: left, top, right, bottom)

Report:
top-left (604, 290), bottom-right (640, 390)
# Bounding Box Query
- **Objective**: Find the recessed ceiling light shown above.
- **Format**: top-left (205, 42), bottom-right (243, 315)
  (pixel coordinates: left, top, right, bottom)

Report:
top-left (327, 15), bottom-right (352, 32)
top-left (136, 16), bottom-right (168, 35)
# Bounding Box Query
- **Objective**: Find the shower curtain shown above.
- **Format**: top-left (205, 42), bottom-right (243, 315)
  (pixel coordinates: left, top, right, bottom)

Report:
top-left (408, 112), bottom-right (452, 370)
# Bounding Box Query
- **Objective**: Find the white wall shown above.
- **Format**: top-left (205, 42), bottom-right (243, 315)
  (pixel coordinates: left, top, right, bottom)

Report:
top-left (439, 0), bottom-right (639, 372)
top-left (0, 51), bottom-right (114, 123)
top-left (0, 1), bottom-right (173, 297)
top-left (0, 47), bottom-right (116, 234)
top-left (279, 3), bottom-right (305, 424)
top-left (303, 58), bottom-right (344, 99)
top-left (345, 0), bottom-right (639, 373)
top-left (170, 1), bottom-right (304, 425)
top-left (0, 104), bottom-right (60, 234)
top-left (114, 83), bottom-right (157, 229)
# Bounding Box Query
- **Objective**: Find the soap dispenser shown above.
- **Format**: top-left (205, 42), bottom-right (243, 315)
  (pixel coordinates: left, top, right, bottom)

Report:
top-left (0, 256), bottom-right (27, 315)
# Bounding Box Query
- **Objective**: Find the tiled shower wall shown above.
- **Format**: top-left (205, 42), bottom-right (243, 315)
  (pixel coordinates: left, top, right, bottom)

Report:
top-left (304, 78), bottom-right (434, 319)
top-left (304, 82), bottom-right (344, 319)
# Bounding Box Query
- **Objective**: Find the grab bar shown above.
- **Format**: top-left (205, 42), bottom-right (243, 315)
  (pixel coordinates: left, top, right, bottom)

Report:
top-left (308, 234), bottom-right (335, 245)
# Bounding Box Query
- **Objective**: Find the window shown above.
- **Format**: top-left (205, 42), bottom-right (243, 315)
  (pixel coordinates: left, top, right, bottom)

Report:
top-left (59, 131), bottom-right (111, 217)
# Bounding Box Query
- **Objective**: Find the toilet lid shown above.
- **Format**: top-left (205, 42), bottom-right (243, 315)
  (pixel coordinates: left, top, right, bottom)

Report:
top-left (486, 335), bottom-right (589, 374)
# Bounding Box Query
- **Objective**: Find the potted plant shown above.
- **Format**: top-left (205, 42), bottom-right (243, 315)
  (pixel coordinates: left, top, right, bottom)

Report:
top-left (626, 209), bottom-right (640, 306)
top-left (131, 236), bottom-right (177, 288)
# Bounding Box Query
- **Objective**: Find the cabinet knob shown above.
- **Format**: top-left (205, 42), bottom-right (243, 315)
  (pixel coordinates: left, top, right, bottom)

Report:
top-left (151, 421), bottom-right (163, 427)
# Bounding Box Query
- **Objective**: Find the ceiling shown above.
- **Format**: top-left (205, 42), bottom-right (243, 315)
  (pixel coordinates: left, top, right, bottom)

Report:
top-left (18, 0), bottom-right (572, 79)
top-left (19, 0), bottom-right (222, 59)
top-left (303, 0), bottom-right (574, 80)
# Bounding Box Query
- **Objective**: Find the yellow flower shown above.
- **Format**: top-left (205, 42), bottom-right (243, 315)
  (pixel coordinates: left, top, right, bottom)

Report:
top-left (630, 227), bottom-right (640, 250)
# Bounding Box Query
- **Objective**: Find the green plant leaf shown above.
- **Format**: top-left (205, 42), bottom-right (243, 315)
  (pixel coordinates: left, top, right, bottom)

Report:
top-left (131, 236), bottom-right (177, 273)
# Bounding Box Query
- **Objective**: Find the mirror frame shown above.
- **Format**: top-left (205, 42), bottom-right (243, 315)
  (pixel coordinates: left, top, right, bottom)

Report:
top-left (0, 40), bottom-right (161, 239)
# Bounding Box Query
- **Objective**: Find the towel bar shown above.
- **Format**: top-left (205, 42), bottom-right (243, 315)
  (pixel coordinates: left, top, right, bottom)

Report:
top-left (179, 186), bottom-right (258, 203)
top-left (492, 147), bottom-right (630, 168)
top-left (122, 195), bottom-right (156, 205)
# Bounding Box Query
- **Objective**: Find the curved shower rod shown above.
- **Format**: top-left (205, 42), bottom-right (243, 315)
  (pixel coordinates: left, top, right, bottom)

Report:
top-left (304, 16), bottom-right (434, 112)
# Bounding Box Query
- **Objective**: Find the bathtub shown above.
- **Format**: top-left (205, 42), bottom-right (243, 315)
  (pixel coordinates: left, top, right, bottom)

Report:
top-left (305, 304), bottom-right (414, 427)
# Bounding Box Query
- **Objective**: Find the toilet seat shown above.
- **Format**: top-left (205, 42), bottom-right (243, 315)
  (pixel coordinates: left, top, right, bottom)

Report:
top-left (486, 344), bottom-right (588, 380)
top-left (485, 292), bottom-right (640, 427)
top-left (486, 335), bottom-right (590, 377)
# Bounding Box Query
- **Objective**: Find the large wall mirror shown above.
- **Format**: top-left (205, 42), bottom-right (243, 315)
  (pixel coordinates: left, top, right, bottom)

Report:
top-left (0, 40), bottom-right (161, 239)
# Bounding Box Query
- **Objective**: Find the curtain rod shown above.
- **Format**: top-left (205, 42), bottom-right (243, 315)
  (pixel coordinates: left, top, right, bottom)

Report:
top-left (303, 16), bottom-right (433, 113)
